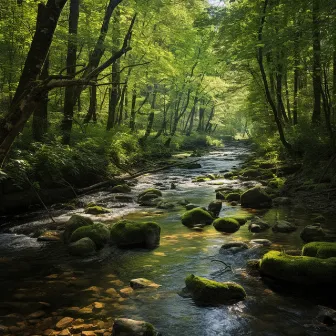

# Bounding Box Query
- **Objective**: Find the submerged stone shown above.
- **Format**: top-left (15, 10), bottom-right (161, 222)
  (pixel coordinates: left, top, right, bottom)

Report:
top-left (213, 218), bottom-right (240, 233)
top-left (220, 242), bottom-right (249, 253)
top-left (185, 274), bottom-right (246, 305)
top-left (248, 217), bottom-right (270, 233)
top-left (302, 242), bottom-right (336, 259)
top-left (110, 220), bottom-right (161, 249)
top-left (259, 251), bottom-right (336, 285)
top-left (181, 208), bottom-right (213, 228)
top-left (272, 220), bottom-right (297, 233)
top-left (130, 278), bottom-right (161, 289)
top-left (112, 318), bottom-right (159, 336)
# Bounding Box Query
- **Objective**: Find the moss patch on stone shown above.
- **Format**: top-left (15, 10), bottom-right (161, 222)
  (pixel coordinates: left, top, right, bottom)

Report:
top-left (229, 215), bottom-right (252, 225)
top-left (110, 184), bottom-right (131, 193)
top-left (259, 250), bottom-right (336, 285)
top-left (84, 205), bottom-right (111, 215)
top-left (68, 237), bottom-right (96, 257)
top-left (181, 208), bottom-right (213, 228)
top-left (138, 188), bottom-right (162, 199)
top-left (63, 214), bottom-right (94, 243)
top-left (185, 274), bottom-right (246, 305)
top-left (213, 218), bottom-right (240, 233)
top-left (110, 220), bottom-right (161, 249)
top-left (225, 193), bottom-right (241, 202)
top-left (302, 242), bottom-right (336, 259)
top-left (70, 223), bottom-right (110, 249)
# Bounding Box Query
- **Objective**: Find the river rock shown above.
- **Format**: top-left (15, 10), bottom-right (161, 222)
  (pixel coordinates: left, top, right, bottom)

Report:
top-left (225, 193), bottom-right (241, 202)
top-left (272, 220), bottom-right (297, 233)
top-left (216, 191), bottom-right (226, 200)
top-left (220, 242), bottom-right (249, 253)
top-left (157, 200), bottom-right (175, 209)
top-left (273, 197), bottom-right (291, 206)
top-left (37, 231), bottom-right (62, 242)
top-left (302, 242), bottom-right (336, 259)
top-left (56, 317), bottom-right (74, 330)
top-left (248, 217), bottom-right (270, 233)
top-left (63, 215), bottom-right (94, 243)
top-left (213, 218), bottom-right (240, 233)
top-left (70, 223), bottom-right (110, 249)
top-left (130, 278), bottom-right (161, 289)
top-left (84, 205), bottom-right (111, 215)
top-left (208, 200), bottom-right (222, 217)
top-left (181, 208), bottom-right (213, 228)
top-left (185, 274), bottom-right (246, 305)
top-left (300, 225), bottom-right (327, 243)
top-left (68, 238), bottom-right (96, 257)
top-left (241, 187), bottom-right (272, 209)
top-left (112, 318), bottom-right (159, 336)
top-left (250, 239), bottom-right (272, 246)
top-left (110, 184), bottom-right (131, 193)
top-left (110, 220), bottom-right (161, 249)
top-left (246, 259), bottom-right (260, 276)
top-left (316, 306), bottom-right (336, 328)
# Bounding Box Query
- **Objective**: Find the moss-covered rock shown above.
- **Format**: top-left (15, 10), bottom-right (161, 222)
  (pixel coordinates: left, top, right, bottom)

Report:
top-left (70, 223), bottom-right (110, 249)
top-left (241, 168), bottom-right (261, 178)
top-left (267, 177), bottom-right (285, 189)
top-left (223, 172), bottom-right (234, 179)
top-left (181, 208), bottom-right (213, 228)
top-left (63, 215), bottom-right (94, 243)
top-left (302, 242), bottom-right (336, 259)
top-left (185, 274), bottom-right (246, 305)
top-left (84, 205), bottom-right (111, 215)
top-left (157, 200), bottom-right (175, 209)
top-left (248, 217), bottom-right (270, 233)
top-left (229, 215), bottom-right (252, 225)
top-left (216, 191), bottom-right (226, 200)
top-left (110, 220), bottom-right (161, 249)
top-left (137, 189), bottom-right (162, 206)
top-left (208, 200), bottom-right (222, 217)
top-left (138, 188), bottom-right (162, 200)
top-left (213, 218), bottom-right (240, 233)
top-left (110, 184), bottom-right (131, 193)
top-left (241, 187), bottom-right (272, 209)
top-left (300, 225), bottom-right (326, 243)
top-left (225, 193), bottom-right (241, 202)
top-left (192, 175), bottom-right (211, 183)
top-left (68, 237), bottom-right (96, 257)
top-left (112, 318), bottom-right (159, 336)
top-left (259, 250), bottom-right (336, 285)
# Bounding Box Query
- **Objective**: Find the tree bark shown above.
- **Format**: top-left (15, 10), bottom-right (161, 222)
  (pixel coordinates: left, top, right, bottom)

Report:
top-left (61, 0), bottom-right (80, 144)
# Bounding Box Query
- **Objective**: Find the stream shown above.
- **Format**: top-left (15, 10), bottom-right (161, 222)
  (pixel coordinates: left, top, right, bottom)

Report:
top-left (0, 142), bottom-right (335, 336)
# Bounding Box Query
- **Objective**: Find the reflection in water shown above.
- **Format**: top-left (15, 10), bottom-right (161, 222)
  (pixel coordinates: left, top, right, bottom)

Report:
top-left (0, 144), bottom-right (335, 336)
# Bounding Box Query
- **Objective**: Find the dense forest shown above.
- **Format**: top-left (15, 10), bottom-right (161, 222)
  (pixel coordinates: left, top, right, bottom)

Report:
top-left (0, 1), bottom-right (336, 336)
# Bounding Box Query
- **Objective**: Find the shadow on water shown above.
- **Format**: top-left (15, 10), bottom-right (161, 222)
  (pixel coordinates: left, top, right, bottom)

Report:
top-left (0, 142), bottom-right (335, 335)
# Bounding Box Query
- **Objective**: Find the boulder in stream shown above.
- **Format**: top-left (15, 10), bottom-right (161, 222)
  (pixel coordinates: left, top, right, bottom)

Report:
top-left (208, 200), bottom-right (222, 217)
top-left (68, 237), bottom-right (96, 257)
top-left (302, 242), bottom-right (336, 259)
top-left (84, 205), bottom-right (111, 215)
top-left (63, 215), bottom-right (94, 243)
top-left (110, 220), bottom-right (161, 249)
top-left (70, 223), bottom-right (110, 249)
top-left (185, 274), bottom-right (246, 305)
top-left (272, 220), bottom-right (297, 233)
top-left (130, 278), bottom-right (161, 289)
top-left (181, 208), bottom-right (214, 228)
top-left (112, 318), bottom-right (159, 336)
top-left (110, 184), bottom-right (131, 193)
top-left (220, 242), bottom-right (249, 253)
top-left (225, 193), bottom-right (241, 202)
top-left (213, 218), bottom-right (240, 233)
top-left (259, 250), bottom-right (336, 285)
top-left (248, 217), bottom-right (270, 233)
top-left (138, 189), bottom-right (163, 206)
top-left (300, 224), bottom-right (327, 243)
top-left (241, 187), bottom-right (272, 209)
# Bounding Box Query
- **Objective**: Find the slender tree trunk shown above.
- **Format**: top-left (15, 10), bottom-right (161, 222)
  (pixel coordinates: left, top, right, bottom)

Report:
top-left (293, 27), bottom-right (300, 125)
top-left (205, 106), bottom-right (215, 133)
top-left (140, 86), bottom-right (157, 144)
top-left (129, 85), bottom-right (137, 132)
top-left (0, 0), bottom-right (68, 166)
top-left (107, 62), bottom-right (120, 130)
top-left (186, 96), bottom-right (198, 136)
top-left (284, 71), bottom-right (292, 122)
top-left (61, 0), bottom-right (80, 144)
top-left (276, 57), bottom-right (289, 123)
top-left (32, 55), bottom-right (49, 141)
top-left (84, 83), bottom-right (97, 123)
top-left (312, 0), bottom-right (322, 124)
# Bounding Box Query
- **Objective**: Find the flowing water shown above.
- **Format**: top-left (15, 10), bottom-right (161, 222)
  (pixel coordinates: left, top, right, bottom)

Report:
top-left (0, 142), bottom-right (335, 336)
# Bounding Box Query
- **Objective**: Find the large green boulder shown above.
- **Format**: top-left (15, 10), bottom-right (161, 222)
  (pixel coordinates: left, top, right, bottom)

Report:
top-left (181, 208), bottom-right (213, 228)
top-left (213, 218), bottom-right (240, 233)
top-left (302, 242), bottom-right (336, 259)
top-left (68, 237), bottom-right (96, 257)
top-left (185, 274), bottom-right (246, 305)
top-left (63, 215), bottom-right (94, 243)
top-left (241, 187), bottom-right (272, 209)
top-left (259, 251), bottom-right (336, 285)
top-left (110, 220), bottom-right (161, 249)
top-left (70, 223), bottom-right (110, 249)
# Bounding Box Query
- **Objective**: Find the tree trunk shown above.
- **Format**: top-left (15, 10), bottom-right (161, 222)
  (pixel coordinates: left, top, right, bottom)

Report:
top-left (61, 0), bottom-right (80, 144)
top-left (84, 83), bottom-right (97, 123)
top-left (0, 0), bottom-right (68, 166)
top-left (205, 106), bottom-right (215, 133)
top-left (312, 0), bottom-right (322, 124)
top-left (129, 85), bottom-right (137, 131)
top-left (32, 55), bottom-right (49, 141)
top-left (106, 62), bottom-right (120, 130)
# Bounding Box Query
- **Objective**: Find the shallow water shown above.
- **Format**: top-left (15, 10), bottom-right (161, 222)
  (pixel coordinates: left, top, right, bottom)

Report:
top-left (0, 143), bottom-right (335, 336)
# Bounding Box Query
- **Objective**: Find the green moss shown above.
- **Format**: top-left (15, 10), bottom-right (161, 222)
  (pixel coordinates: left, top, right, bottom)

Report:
top-left (110, 220), bottom-right (161, 249)
top-left (70, 223), bottom-right (110, 249)
top-left (268, 177), bottom-right (285, 189)
top-left (84, 205), bottom-right (111, 215)
top-left (259, 251), bottom-right (336, 285)
top-left (213, 218), bottom-right (240, 233)
top-left (181, 208), bottom-right (213, 228)
top-left (302, 242), bottom-right (336, 259)
top-left (63, 214), bottom-right (94, 243)
top-left (185, 274), bottom-right (246, 305)
top-left (229, 214), bottom-right (252, 225)
top-left (192, 175), bottom-right (211, 182)
top-left (138, 189), bottom-right (162, 199)
top-left (68, 237), bottom-right (96, 257)
top-left (225, 193), bottom-right (241, 202)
